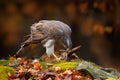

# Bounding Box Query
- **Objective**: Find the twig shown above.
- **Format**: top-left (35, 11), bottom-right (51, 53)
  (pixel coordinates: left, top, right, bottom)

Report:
top-left (68, 45), bottom-right (81, 57)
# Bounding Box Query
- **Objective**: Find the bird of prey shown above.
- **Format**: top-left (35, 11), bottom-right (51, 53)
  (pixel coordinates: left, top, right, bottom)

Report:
top-left (14, 20), bottom-right (72, 60)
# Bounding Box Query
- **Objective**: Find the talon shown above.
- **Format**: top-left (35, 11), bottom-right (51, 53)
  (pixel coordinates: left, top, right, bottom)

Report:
top-left (52, 53), bottom-right (61, 61)
top-left (56, 57), bottom-right (61, 61)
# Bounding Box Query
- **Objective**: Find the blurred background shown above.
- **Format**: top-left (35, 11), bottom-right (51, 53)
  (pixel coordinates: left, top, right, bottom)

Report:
top-left (0, 0), bottom-right (120, 69)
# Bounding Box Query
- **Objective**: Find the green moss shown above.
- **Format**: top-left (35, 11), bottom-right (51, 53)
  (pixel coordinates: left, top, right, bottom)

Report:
top-left (0, 60), bottom-right (11, 66)
top-left (106, 77), bottom-right (116, 80)
top-left (39, 62), bottom-right (47, 69)
top-left (0, 66), bottom-right (14, 80)
top-left (54, 61), bottom-right (79, 70)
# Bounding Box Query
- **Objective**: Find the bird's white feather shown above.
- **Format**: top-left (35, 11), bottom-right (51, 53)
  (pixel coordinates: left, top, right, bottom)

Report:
top-left (43, 39), bottom-right (55, 57)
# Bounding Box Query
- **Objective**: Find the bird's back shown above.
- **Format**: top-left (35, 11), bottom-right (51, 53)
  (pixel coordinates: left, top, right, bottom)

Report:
top-left (39, 20), bottom-right (71, 35)
top-left (30, 20), bottom-right (72, 41)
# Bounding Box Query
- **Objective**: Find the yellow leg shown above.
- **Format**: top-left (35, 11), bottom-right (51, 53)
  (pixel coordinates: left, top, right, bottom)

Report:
top-left (52, 53), bottom-right (61, 61)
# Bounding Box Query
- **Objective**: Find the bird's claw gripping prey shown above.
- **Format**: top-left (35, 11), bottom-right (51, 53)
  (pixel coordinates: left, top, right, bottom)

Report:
top-left (14, 20), bottom-right (72, 61)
